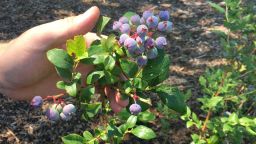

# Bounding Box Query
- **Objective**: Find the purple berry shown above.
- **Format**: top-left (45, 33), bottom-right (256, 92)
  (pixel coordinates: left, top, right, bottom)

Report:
top-left (137, 55), bottom-right (148, 67)
top-left (129, 103), bottom-right (142, 115)
top-left (166, 21), bottom-right (173, 32)
top-left (119, 17), bottom-right (129, 24)
top-left (124, 38), bottom-right (137, 50)
top-left (134, 46), bottom-right (145, 55)
top-left (140, 17), bottom-right (145, 24)
top-left (120, 24), bottom-right (131, 34)
top-left (159, 10), bottom-right (170, 21)
top-left (142, 10), bottom-right (153, 20)
top-left (46, 108), bottom-right (60, 121)
top-left (155, 37), bottom-right (167, 49)
top-left (63, 104), bottom-right (76, 116)
top-left (119, 34), bottom-right (129, 45)
top-left (136, 36), bottom-right (145, 45)
top-left (131, 14), bottom-right (140, 25)
top-left (144, 37), bottom-right (155, 49)
top-left (157, 21), bottom-right (173, 32)
top-left (113, 21), bottom-right (122, 31)
top-left (146, 16), bottom-right (159, 29)
top-left (147, 47), bottom-right (158, 59)
top-left (137, 25), bottom-right (148, 37)
top-left (31, 96), bottom-right (43, 108)
top-left (60, 112), bottom-right (72, 121)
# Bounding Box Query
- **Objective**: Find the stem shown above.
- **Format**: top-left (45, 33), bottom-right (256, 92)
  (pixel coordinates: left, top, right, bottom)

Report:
top-left (43, 93), bottom-right (65, 102)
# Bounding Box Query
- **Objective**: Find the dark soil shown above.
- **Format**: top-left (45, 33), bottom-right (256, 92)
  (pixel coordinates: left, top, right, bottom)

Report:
top-left (0, 0), bottom-right (226, 143)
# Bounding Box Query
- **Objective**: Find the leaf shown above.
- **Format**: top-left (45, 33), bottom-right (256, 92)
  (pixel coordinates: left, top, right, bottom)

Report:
top-left (123, 11), bottom-right (137, 20)
top-left (86, 71), bottom-right (105, 84)
top-left (62, 134), bottom-right (85, 144)
top-left (65, 82), bottom-right (77, 97)
top-left (138, 111), bottom-right (156, 122)
top-left (155, 85), bottom-right (187, 114)
top-left (104, 55), bottom-right (115, 71)
top-left (80, 86), bottom-right (95, 102)
top-left (99, 71), bottom-right (118, 85)
top-left (131, 125), bottom-right (156, 140)
top-left (81, 102), bottom-right (102, 118)
top-left (96, 16), bottom-right (111, 36)
top-left (55, 67), bottom-right (72, 81)
top-left (56, 81), bottom-right (65, 89)
top-left (66, 35), bottom-right (88, 60)
top-left (208, 2), bottom-right (225, 13)
top-left (83, 131), bottom-right (94, 141)
top-left (47, 48), bottom-right (74, 69)
top-left (207, 97), bottom-right (223, 108)
top-left (133, 78), bottom-right (148, 90)
top-left (88, 40), bottom-right (108, 56)
top-left (105, 34), bottom-right (116, 51)
top-left (119, 58), bottom-right (139, 77)
top-left (199, 76), bottom-right (207, 87)
top-left (126, 115), bottom-right (137, 128)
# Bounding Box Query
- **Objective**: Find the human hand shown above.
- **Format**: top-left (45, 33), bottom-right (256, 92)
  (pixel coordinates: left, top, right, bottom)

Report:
top-left (0, 6), bottom-right (127, 112)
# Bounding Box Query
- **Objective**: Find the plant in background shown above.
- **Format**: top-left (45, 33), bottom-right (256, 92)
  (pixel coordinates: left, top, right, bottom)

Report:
top-left (30, 10), bottom-right (189, 143)
top-left (181, 1), bottom-right (256, 143)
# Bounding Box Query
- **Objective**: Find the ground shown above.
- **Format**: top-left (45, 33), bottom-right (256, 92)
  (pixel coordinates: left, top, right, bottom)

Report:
top-left (0, 0), bottom-right (226, 143)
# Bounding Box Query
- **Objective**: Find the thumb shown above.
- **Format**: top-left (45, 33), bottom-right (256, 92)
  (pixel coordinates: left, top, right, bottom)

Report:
top-left (30, 6), bottom-right (100, 46)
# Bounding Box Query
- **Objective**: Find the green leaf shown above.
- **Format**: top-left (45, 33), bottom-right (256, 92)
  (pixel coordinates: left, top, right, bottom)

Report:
top-left (126, 115), bottom-right (137, 128)
top-left (56, 81), bottom-right (65, 89)
top-left (119, 58), bottom-right (138, 77)
top-left (133, 78), bottom-right (148, 90)
top-left (83, 131), bottom-right (94, 141)
top-left (86, 71), bottom-right (105, 84)
top-left (239, 117), bottom-right (255, 127)
top-left (66, 35), bottom-right (88, 60)
top-left (105, 34), bottom-right (116, 51)
top-left (199, 76), bottom-right (207, 87)
top-left (96, 16), bottom-right (111, 36)
top-left (55, 67), bottom-right (72, 81)
top-left (104, 55), bottom-right (115, 71)
top-left (80, 86), bottom-right (95, 102)
top-left (118, 109), bottom-right (131, 120)
top-left (81, 102), bottom-right (102, 118)
top-left (207, 97), bottom-right (223, 108)
top-left (99, 70), bottom-right (118, 85)
top-left (138, 111), bottom-right (156, 122)
top-left (47, 48), bottom-right (74, 69)
top-left (131, 125), bottom-right (156, 140)
top-left (123, 11), bottom-right (137, 20)
top-left (155, 85), bottom-right (187, 114)
top-left (65, 82), bottom-right (77, 97)
top-left (119, 124), bottom-right (128, 133)
top-left (208, 2), bottom-right (225, 13)
top-left (62, 134), bottom-right (85, 144)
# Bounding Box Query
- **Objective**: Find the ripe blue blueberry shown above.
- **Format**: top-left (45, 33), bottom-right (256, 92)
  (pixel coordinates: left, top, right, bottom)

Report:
top-left (166, 21), bottom-right (173, 32)
top-left (119, 34), bottom-right (129, 45)
top-left (131, 14), bottom-right (140, 25)
top-left (136, 36), bottom-right (145, 45)
top-left (159, 10), bottom-right (170, 21)
top-left (46, 108), bottom-right (60, 121)
top-left (146, 16), bottom-right (159, 29)
top-left (119, 17), bottom-right (129, 24)
top-left (137, 55), bottom-right (148, 67)
top-left (112, 21), bottom-right (122, 31)
top-left (142, 10), bottom-right (153, 20)
top-left (137, 25), bottom-right (148, 37)
top-left (134, 46), bottom-right (145, 55)
top-left (147, 47), bottom-right (158, 59)
top-left (63, 104), bottom-right (76, 116)
top-left (140, 17), bottom-right (146, 24)
top-left (155, 37), bottom-right (167, 49)
top-left (31, 96), bottom-right (43, 108)
top-left (144, 37), bottom-right (155, 49)
top-left (124, 38), bottom-right (137, 50)
top-left (120, 24), bottom-right (131, 34)
top-left (129, 103), bottom-right (142, 115)
top-left (60, 112), bottom-right (72, 121)
top-left (157, 21), bottom-right (173, 32)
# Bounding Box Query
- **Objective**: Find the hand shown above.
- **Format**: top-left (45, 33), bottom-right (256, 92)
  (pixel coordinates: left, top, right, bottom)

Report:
top-left (0, 6), bottom-right (128, 113)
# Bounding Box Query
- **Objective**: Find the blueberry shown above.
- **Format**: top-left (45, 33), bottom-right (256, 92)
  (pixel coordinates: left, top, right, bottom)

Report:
top-left (134, 46), bottom-right (145, 55)
top-left (155, 37), bottom-right (167, 49)
top-left (119, 34), bottom-right (129, 45)
top-left (63, 104), bottom-right (76, 116)
top-left (119, 17), bottom-right (129, 24)
top-left (46, 108), bottom-right (60, 121)
top-left (137, 55), bottom-right (148, 67)
top-left (147, 47), bottom-right (158, 59)
top-left (60, 112), bottom-right (72, 121)
top-left (120, 24), bottom-right (131, 34)
top-left (136, 36), bottom-right (145, 45)
top-left (31, 96), bottom-right (43, 108)
top-left (166, 21), bottom-right (173, 32)
top-left (137, 25), bottom-right (148, 37)
top-left (113, 21), bottom-right (122, 31)
top-left (129, 103), bottom-right (142, 115)
top-left (157, 21), bottom-right (173, 32)
top-left (144, 37), bottom-right (155, 49)
top-left (142, 10), bottom-right (153, 20)
top-left (131, 14), bottom-right (141, 25)
top-left (124, 38), bottom-right (137, 50)
top-left (146, 16), bottom-right (159, 29)
top-left (159, 10), bottom-right (170, 21)
top-left (140, 17), bottom-right (146, 24)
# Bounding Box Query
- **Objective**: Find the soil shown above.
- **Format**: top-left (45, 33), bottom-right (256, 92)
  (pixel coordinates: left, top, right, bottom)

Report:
top-left (0, 0), bottom-right (227, 143)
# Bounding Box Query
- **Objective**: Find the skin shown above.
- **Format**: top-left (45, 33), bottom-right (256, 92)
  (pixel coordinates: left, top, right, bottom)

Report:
top-left (0, 6), bottom-right (126, 113)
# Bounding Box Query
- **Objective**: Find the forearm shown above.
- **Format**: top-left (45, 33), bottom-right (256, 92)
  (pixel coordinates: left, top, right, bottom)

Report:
top-left (0, 41), bottom-right (9, 55)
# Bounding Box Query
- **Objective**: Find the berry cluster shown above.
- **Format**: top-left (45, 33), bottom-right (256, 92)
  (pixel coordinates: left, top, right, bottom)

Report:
top-left (31, 96), bottom-right (76, 121)
top-left (113, 10), bottom-right (172, 66)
